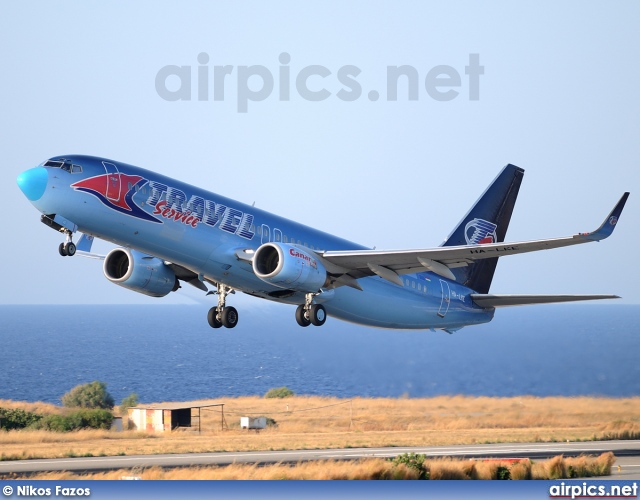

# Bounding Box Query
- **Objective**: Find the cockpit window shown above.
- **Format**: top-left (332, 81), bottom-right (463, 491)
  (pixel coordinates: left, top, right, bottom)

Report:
top-left (42, 159), bottom-right (82, 173)
top-left (44, 160), bottom-right (64, 168)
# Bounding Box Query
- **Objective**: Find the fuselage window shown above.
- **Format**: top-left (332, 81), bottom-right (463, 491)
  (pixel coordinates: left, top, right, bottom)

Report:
top-left (283, 235), bottom-right (288, 243)
top-left (412, 281), bottom-right (416, 289)
top-left (257, 226), bottom-right (262, 236)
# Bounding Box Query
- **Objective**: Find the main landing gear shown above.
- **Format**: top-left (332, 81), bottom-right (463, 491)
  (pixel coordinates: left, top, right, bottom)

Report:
top-left (207, 283), bottom-right (238, 329)
top-left (58, 230), bottom-right (76, 257)
top-left (295, 292), bottom-right (327, 327)
top-left (205, 286), bottom-right (327, 329)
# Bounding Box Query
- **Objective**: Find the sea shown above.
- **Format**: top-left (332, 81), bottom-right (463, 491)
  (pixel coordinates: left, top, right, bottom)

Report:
top-left (0, 304), bottom-right (638, 405)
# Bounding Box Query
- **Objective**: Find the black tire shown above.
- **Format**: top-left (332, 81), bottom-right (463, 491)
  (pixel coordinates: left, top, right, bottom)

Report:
top-left (58, 243), bottom-right (68, 257)
top-left (65, 242), bottom-right (76, 257)
top-left (207, 307), bottom-right (222, 328)
top-left (295, 305), bottom-right (311, 327)
top-left (309, 304), bottom-right (327, 326)
top-left (221, 306), bottom-right (238, 329)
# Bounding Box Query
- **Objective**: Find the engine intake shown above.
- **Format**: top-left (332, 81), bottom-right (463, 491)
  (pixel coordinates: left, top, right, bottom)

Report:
top-left (253, 243), bottom-right (327, 293)
top-left (103, 248), bottom-right (178, 297)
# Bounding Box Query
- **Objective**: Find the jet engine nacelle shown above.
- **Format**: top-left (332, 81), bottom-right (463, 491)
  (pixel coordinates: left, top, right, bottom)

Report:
top-left (253, 243), bottom-right (327, 292)
top-left (103, 248), bottom-right (178, 298)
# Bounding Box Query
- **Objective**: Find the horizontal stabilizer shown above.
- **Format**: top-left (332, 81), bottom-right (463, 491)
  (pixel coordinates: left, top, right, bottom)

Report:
top-left (470, 294), bottom-right (620, 308)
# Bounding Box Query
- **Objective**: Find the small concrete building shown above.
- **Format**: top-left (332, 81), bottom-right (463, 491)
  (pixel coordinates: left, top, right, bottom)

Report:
top-left (240, 416), bottom-right (267, 429)
top-left (128, 402), bottom-right (225, 433)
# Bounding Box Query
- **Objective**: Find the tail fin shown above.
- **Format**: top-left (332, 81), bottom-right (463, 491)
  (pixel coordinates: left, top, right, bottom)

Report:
top-left (442, 164), bottom-right (524, 293)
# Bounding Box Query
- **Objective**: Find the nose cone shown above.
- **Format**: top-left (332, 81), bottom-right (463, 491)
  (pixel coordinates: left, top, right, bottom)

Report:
top-left (17, 167), bottom-right (48, 201)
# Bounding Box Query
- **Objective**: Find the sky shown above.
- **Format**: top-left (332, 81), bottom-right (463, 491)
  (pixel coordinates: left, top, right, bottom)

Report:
top-left (2, 1), bottom-right (638, 307)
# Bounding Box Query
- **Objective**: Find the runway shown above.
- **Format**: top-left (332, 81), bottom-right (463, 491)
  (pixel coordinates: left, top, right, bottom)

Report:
top-left (2, 440), bottom-right (640, 477)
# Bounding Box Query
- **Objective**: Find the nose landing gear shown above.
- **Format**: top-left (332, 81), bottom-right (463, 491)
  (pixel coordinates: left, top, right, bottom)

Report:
top-left (207, 283), bottom-right (238, 329)
top-left (58, 231), bottom-right (76, 257)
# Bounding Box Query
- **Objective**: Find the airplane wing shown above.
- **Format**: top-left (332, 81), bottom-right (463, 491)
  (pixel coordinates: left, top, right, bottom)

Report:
top-left (75, 234), bottom-right (105, 259)
top-left (469, 294), bottom-right (620, 307)
top-left (318, 192), bottom-right (629, 287)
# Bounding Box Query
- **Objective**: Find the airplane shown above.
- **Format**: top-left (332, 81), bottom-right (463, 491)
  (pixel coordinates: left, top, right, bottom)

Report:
top-left (16, 156), bottom-right (628, 332)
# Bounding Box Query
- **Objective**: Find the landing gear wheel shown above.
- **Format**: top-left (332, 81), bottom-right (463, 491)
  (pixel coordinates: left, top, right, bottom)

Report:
top-left (206, 283), bottom-right (238, 328)
top-left (309, 304), bottom-right (327, 326)
top-left (207, 307), bottom-right (222, 329)
top-left (295, 305), bottom-right (311, 327)
top-left (221, 306), bottom-right (238, 328)
top-left (58, 243), bottom-right (68, 257)
top-left (64, 242), bottom-right (76, 257)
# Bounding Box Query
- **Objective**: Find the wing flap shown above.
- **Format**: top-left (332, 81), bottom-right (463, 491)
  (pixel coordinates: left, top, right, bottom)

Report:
top-left (167, 263), bottom-right (209, 292)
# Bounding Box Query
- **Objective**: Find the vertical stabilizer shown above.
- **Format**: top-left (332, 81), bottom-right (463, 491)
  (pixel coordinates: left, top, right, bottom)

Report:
top-left (442, 164), bottom-right (524, 293)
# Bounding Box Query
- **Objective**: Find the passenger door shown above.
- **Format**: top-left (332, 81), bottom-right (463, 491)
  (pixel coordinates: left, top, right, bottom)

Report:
top-left (102, 161), bottom-right (121, 201)
top-left (438, 279), bottom-right (451, 318)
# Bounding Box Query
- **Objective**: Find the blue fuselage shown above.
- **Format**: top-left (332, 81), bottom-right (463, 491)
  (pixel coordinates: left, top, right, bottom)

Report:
top-left (20, 155), bottom-right (494, 330)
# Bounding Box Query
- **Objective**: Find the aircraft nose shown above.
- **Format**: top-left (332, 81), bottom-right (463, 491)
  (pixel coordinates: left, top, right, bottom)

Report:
top-left (17, 167), bottom-right (48, 201)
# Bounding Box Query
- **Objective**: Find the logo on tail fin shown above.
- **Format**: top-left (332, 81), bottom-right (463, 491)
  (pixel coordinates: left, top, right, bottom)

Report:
top-left (465, 218), bottom-right (497, 245)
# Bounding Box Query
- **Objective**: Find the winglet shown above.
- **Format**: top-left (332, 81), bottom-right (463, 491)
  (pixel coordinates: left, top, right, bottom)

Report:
top-left (579, 192), bottom-right (629, 241)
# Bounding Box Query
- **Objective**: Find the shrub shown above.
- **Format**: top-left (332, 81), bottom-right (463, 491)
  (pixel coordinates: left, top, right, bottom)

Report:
top-left (74, 409), bottom-right (114, 430)
top-left (34, 414), bottom-right (75, 432)
top-left (496, 465), bottom-right (511, 480)
top-left (61, 381), bottom-right (115, 410)
top-left (264, 387), bottom-right (294, 399)
top-left (389, 453), bottom-right (428, 479)
top-left (0, 408), bottom-right (42, 430)
top-left (119, 393), bottom-right (139, 415)
top-left (30, 409), bottom-right (113, 432)
top-left (265, 417), bottom-right (278, 428)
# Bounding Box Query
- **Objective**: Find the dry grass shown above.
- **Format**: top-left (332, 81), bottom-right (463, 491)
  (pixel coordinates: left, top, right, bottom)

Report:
top-left (13, 454), bottom-right (614, 480)
top-left (1, 396), bottom-right (639, 460)
top-left (0, 399), bottom-right (63, 415)
top-left (531, 452), bottom-right (616, 479)
top-left (14, 460), bottom-right (419, 480)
